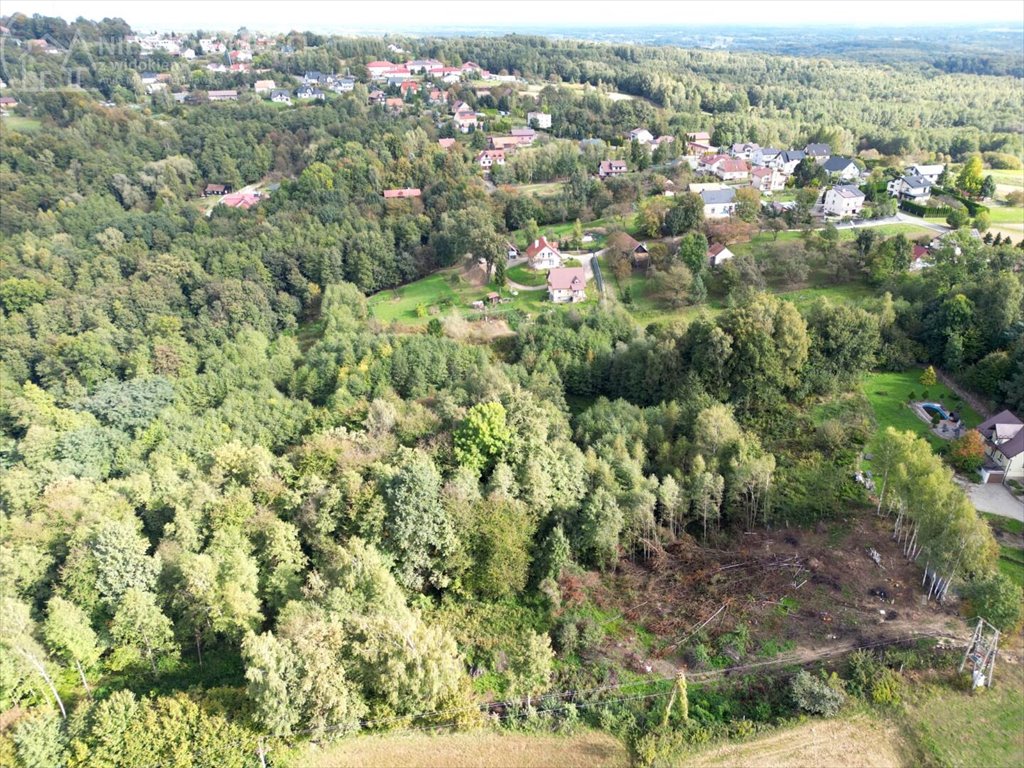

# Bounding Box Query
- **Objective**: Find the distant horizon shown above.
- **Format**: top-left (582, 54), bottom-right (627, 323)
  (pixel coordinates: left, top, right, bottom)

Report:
top-left (4, 0), bottom-right (1022, 36)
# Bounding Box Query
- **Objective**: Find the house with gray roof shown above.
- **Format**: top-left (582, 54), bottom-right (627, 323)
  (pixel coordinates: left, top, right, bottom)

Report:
top-left (700, 187), bottom-right (737, 218)
top-left (976, 410), bottom-right (1024, 483)
top-left (887, 174), bottom-right (933, 201)
top-left (804, 143), bottom-right (831, 162)
top-left (822, 156), bottom-right (861, 181)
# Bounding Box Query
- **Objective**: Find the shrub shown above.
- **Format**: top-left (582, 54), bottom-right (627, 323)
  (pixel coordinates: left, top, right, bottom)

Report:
top-left (790, 670), bottom-right (846, 716)
top-left (948, 431), bottom-right (986, 473)
top-left (869, 667), bottom-right (904, 706)
top-left (962, 572), bottom-right (1023, 632)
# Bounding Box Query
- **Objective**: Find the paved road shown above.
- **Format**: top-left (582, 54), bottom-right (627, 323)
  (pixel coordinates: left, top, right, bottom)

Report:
top-left (961, 482), bottom-right (1024, 522)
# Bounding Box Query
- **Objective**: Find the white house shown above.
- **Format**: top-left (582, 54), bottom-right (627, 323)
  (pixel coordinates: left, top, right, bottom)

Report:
top-left (525, 237), bottom-right (563, 270)
top-left (527, 111), bottom-right (552, 129)
top-left (270, 89), bottom-right (292, 104)
top-left (888, 174), bottom-right (933, 201)
top-left (700, 187), bottom-right (737, 218)
top-left (628, 128), bottom-right (654, 145)
top-left (822, 156), bottom-right (860, 181)
top-left (908, 164), bottom-right (945, 184)
top-left (547, 267), bottom-right (587, 303)
top-left (730, 142), bottom-right (760, 161)
top-left (475, 149), bottom-right (505, 169)
top-left (366, 60), bottom-right (395, 77)
top-left (823, 185), bottom-right (866, 217)
top-left (976, 410), bottom-right (1024, 484)
top-left (707, 242), bottom-right (735, 267)
top-left (752, 147), bottom-right (782, 167)
top-left (254, 79), bottom-right (275, 94)
top-left (699, 154), bottom-right (750, 180)
top-left (776, 150), bottom-right (806, 174)
top-left (750, 167), bottom-right (787, 193)
top-left (296, 85), bottom-right (325, 101)
top-left (804, 143), bottom-right (831, 163)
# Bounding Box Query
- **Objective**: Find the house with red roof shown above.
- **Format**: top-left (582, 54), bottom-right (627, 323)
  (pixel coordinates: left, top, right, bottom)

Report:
top-left (475, 149), bottom-right (505, 169)
top-left (910, 244), bottom-right (933, 272)
top-left (367, 60), bottom-right (395, 77)
top-left (707, 242), bottom-right (736, 267)
top-left (525, 237), bottom-right (563, 270)
top-left (220, 191), bottom-right (262, 209)
top-left (700, 154), bottom-right (750, 180)
top-left (750, 167), bottom-right (786, 193)
top-left (489, 135), bottom-right (523, 152)
top-left (383, 188), bottom-right (422, 199)
top-left (547, 267), bottom-right (587, 303)
top-left (399, 80), bottom-right (420, 97)
top-left (598, 160), bottom-right (627, 179)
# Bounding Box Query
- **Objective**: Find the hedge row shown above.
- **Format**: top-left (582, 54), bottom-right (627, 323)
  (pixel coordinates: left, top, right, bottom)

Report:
top-left (932, 186), bottom-right (990, 216)
top-left (899, 199), bottom-right (953, 217)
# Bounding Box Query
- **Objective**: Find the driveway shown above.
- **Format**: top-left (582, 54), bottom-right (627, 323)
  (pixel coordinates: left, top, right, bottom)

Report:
top-left (963, 482), bottom-right (1024, 522)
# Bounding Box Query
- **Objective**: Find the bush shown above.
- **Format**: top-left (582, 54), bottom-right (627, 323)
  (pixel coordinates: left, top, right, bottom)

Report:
top-left (962, 572), bottom-right (1023, 632)
top-left (846, 650), bottom-right (903, 705)
top-left (790, 670), bottom-right (846, 716)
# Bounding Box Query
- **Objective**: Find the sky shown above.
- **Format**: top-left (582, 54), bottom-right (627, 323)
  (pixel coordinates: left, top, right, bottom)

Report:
top-left (6, 0), bottom-right (1024, 34)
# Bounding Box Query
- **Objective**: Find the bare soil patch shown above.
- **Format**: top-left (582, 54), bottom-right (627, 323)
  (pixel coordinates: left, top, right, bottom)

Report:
top-left (583, 511), bottom-right (970, 673)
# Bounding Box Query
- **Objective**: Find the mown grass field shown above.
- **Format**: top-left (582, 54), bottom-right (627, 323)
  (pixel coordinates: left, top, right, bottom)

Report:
top-left (684, 712), bottom-right (912, 767)
top-left (367, 266), bottom-right (593, 327)
top-left (1, 115), bottom-right (43, 133)
top-left (288, 729), bottom-right (629, 768)
top-left (501, 181), bottom-right (565, 197)
top-left (986, 203), bottom-right (1024, 225)
top-left (860, 369), bottom-right (981, 450)
top-left (900, 657), bottom-right (1024, 768)
top-left (507, 263), bottom-right (547, 286)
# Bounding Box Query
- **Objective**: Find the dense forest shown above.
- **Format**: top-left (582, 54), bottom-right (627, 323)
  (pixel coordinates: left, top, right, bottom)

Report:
top-left (1, 12), bottom-right (1023, 768)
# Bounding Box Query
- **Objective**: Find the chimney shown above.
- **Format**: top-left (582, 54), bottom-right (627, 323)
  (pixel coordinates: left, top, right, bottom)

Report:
top-left (534, 239), bottom-right (539, 248)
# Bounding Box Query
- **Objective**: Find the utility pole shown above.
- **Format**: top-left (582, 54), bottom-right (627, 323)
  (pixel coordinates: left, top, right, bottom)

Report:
top-left (960, 617), bottom-right (1000, 689)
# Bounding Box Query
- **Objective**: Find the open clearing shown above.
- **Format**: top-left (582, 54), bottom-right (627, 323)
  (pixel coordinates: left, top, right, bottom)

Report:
top-left (684, 713), bottom-right (912, 767)
top-left (861, 369), bottom-right (981, 449)
top-left (0, 115), bottom-right (43, 134)
top-left (290, 728), bottom-right (629, 768)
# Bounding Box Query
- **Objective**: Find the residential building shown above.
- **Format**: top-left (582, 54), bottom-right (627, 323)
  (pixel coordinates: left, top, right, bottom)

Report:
top-left (804, 143), bottom-right (831, 163)
top-left (399, 80), bottom-right (420, 97)
top-left (475, 149), bottom-right (506, 168)
top-left (383, 188), bottom-right (422, 199)
top-left (598, 160), bottom-right (628, 179)
top-left (887, 174), bottom-right (933, 201)
top-left (0, 96), bottom-right (18, 109)
top-left (910, 244), bottom-right (933, 271)
top-left (489, 136), bottom-right (522, 152)
top-left (750, 167), bottom-right (787, 193)
top-left (707, 242), bottom-right (736, 267)
top-left (253, 79), bottom-right (275, 94)
top-left (615, 234), bottom-right (650, 269)
top-left (976, 410), bottom-right (1024, 483)
top-left (527, 111), bottom-right (552, 129)
top-left (687, 141), bottom-right (714, 156)
top-left (203, 183), bottom-right (230, 196)
top-left (699, 154), bottom-right (749, 180)
top-left (628, 128), bottom-right (654, 145)
top-left (686, 131), bottom-right (712, 144)
top-left (452, 107), bottom-right (478, 133)
top-left (270, 89), bottom-right (292, 104)
top-left (207, 90), bottom-right (238, 102)
top-left (822, 156), bottom-right (860, 181)
top-left (510, 127), bottom-right (537, 146)
top-left (752, 147), bottom-right (782, 167)
top-left (652, 135), bottom-right (676, 150)
top-left (368, 89), bottom-right (386, 105)
top-left (297, 85), bottom-right (325, 100)
top-left (908, 164), bottom-right (945, 184)
top-left (333, 77), bottom-right (356, 93)
top-left (547, 267), bottom-right (587, 303)
top-left (700, 187), bottom-right (737, 218)
top-left (823, 185), bottom-right (865, 217)
top-left (366, 60), bottom-right (395, 77)
top-left (385, 97), bottom-right (405, 111)
top-left (525, 237), bottom-right (563, 270)
top-left (220, 191), bottom-right (262, 209)
top-left (776, 150), bottom-right (806, 174)
top-left (730, 142), bottom-right (760, 161)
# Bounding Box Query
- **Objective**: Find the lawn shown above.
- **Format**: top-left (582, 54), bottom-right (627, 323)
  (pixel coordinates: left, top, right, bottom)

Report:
top-left (776, 282), bottom-right (876, 311)
top-left (899, 658), bottom-right (1024, 768)
top-left (507, 263), bottom-right (548, 286)
top-left (502, 181), bottom-right (565, 197)
top-left (287, 729), bottom-right (629, 768)
top-left (1, 115), bottom-right (43, 134)
top-left (986, 203), bottom-right (1024, 225)
top-left (988, 168), bottom-right (1024, 188)
top-left (366, 266), bottom-right (594, 327)
top-left (860, 369), bottom-right (981, 450)
top-left (997, 545), bottom-right (1024, 588)
top-left (512, 214), bottom-right (638, 250)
